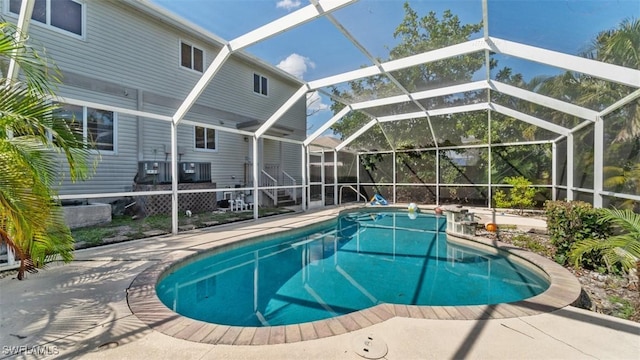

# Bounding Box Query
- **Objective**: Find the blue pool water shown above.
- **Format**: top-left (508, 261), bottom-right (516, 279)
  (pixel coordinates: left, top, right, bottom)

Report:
top-left (157, 210), bottom-right (549, 326)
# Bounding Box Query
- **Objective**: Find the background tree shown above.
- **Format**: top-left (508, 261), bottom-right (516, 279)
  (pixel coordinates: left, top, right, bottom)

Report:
top-left (0, 22), bottom-right (93, 279)
top-left (331, 2), bottom-right (486, 148)
top-left (585, 18), bottom-right (639, 142)
top-left (328, 5), bottom-right (637, 209)
top-left (542, 18), bottom-right (639, 209)
top-left (330, 2), bottom-right (488, 197)
top-left (328, 3), bottom-right (548, 205)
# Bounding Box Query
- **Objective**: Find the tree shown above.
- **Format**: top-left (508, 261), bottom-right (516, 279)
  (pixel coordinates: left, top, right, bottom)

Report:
top-left (327, 5), bottom-right (636, 209)
top-left (329, 3), bottom-right (488, 195)
top-left (538, 18), bottom-right (639, 208)
top-left (0, 22), bottom-right (93, 279)
top-left (328, 4), bottom-right (553, 206)
top-left (330, 2), bottom-right (485, 150)
top-left (585, 17), bottom-right (639, 142)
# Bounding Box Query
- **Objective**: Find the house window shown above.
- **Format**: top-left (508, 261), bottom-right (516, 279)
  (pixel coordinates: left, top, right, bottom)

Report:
top-left (181, 41), bottom-right (203, 72)
top-left (9, 0), bottom-right (83, 37)
top-left (55, 103), bottom-right (116, 152)
top-left (195, 126), bottom-right (216, 151)
top-left (253, 73), bottom-right (268, 96)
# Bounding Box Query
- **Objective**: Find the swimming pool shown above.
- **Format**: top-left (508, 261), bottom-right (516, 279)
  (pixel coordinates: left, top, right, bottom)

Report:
top-left (156, 209), bottom-right (549, 327)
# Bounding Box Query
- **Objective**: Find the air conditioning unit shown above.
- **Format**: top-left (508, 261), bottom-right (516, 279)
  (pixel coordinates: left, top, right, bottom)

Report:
top-left (179, 162), bottom-right (211, 183)
top-left (137, 161), bottom-right (171, 184)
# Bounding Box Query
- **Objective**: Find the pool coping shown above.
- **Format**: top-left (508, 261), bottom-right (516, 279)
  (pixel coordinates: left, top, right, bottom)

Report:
top-left (127, 207), bottom-right (582, 346)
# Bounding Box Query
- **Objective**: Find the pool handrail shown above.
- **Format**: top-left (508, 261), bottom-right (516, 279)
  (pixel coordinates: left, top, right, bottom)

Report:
top-left (339, 185), bottom-right (368, 204)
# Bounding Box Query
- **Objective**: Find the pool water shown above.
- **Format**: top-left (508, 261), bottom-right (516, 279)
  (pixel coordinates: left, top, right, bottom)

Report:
top-left (156, 210), bottom-right (549, 326)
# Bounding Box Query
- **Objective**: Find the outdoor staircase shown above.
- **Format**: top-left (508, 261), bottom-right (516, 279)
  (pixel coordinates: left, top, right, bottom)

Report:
top-left (276, 189), bottom-right (296, 207)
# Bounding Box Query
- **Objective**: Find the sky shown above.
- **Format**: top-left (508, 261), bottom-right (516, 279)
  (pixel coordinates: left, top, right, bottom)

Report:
top-left (151, 0), bottom-right (639, 135)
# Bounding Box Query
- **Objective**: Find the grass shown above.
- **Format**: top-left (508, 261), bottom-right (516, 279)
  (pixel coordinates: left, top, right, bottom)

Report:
top-left (608, 295), bottom-right (636, 320)
top-left (73, 227), bottom-right (119, 246)
top-left (71, 207), bottom-right (294, 249)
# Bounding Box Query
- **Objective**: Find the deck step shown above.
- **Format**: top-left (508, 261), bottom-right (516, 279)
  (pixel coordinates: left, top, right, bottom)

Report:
top-left (277, 199), bottom-right (296, 207)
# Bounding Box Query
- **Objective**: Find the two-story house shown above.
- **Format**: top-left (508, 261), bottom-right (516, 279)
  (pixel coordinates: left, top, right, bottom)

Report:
top-left (2, 0), bottom-right (306, 209)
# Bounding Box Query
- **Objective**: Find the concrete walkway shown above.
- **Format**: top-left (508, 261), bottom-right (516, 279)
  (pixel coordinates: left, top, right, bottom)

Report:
top-left (1, 207), bottom-right (638, 359)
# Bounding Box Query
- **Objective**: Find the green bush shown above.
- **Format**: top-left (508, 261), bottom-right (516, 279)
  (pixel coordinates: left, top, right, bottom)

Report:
top-left (544, 200), bottom-right (612, 269)
top-left (569, 208), bottom-right (640, 274)
top-left (494, 176), bottom-right (536, 214)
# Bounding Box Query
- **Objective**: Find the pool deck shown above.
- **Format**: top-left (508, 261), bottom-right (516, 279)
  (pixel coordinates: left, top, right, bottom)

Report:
top-left (1, 205), bottom-right (639, 359)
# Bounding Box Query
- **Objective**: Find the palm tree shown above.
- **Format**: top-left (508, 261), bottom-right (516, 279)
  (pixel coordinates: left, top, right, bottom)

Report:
top-left (569, 208), bottom-right (640, 274)
top-left (534, 18), bottom-right (639, 203)
top-left (1, 21), bottom-right (93, 279)
top-left (583, 17), bottom-right (639, 142)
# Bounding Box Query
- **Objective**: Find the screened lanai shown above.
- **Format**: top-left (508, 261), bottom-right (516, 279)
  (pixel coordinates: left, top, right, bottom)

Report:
top-left (11, 0), bottom-right (639, 237)
top-left (157, 0), bottom-right (639, 231)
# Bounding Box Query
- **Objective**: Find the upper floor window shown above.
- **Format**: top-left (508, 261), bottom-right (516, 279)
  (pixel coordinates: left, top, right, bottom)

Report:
top-left (253, 73), bottom-right (268, 96)
top-left (9, 0), bottom-right (83, 37)
top-left (195, 126), bottom-right (216, 151)
top-left (54, 103), bottom-right (116, 152)
top-left (181, 41), bottom-right (203, 72)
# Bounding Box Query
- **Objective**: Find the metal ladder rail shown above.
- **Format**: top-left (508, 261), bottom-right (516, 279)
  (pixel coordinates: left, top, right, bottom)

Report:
top-left (338, 185), bottom-right (368, 205)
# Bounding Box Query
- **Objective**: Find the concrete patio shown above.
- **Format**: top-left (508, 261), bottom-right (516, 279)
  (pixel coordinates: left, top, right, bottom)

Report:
top-left (1, 207), bottom-right (638, 359)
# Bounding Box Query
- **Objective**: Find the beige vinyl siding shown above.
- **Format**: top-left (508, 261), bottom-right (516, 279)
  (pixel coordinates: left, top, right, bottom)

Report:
top-left (2, 0), bottom-right (305, 197)
top-left (282, 142), bottom-right (303, 183)
top-left (141, 103), bottom-right (251, 189)
top-left (22, 0), bottom-right (209, 101)
top-left (5, 0), bottom-right (303, 124)
top-left (53, 86), bottom-right (139, 195)
top-left (262, 139), bottom-right (280, 168)
top-left (176, 122), bottom-right (250, 189)
top-left (261, 139), bottom-right (303, 183)
top-left (136, 103), bottom-right (172, 163)
top-left (279, 98), bottom-right (307, 141)
top-left (205, 60), bottom-right (302, 124)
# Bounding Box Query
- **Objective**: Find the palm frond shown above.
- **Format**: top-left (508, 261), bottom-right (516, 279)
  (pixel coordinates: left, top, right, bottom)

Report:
top-left (602, 208), bottom-right (640, 234)
top-left (1, 22), bottom-right (61, 94)
top-left (603, 175), bottom-right (626, 188)
top-left (570, 208), bottom-right (640, 273)
top-left (1, 19), bottom-right (91, 279)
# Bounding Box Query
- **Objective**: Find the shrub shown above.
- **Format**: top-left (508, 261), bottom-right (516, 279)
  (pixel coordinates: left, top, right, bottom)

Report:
top-left (544, 200), bottom-right (612, 269)
top-left (569, 208), bottom-right (640, 274)
top-left (494, 176), bottom-right (536, 214)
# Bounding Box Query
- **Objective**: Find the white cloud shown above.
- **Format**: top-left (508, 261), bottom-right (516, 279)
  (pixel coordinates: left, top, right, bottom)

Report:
top-left (276, 53), bottom-right (315, 79)
top-left (277, 54), bottom-right (329, 115)
top-left (276, 0), bottom-right (302, 11)
top-left (307, 91), bottom-right (329, 113)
